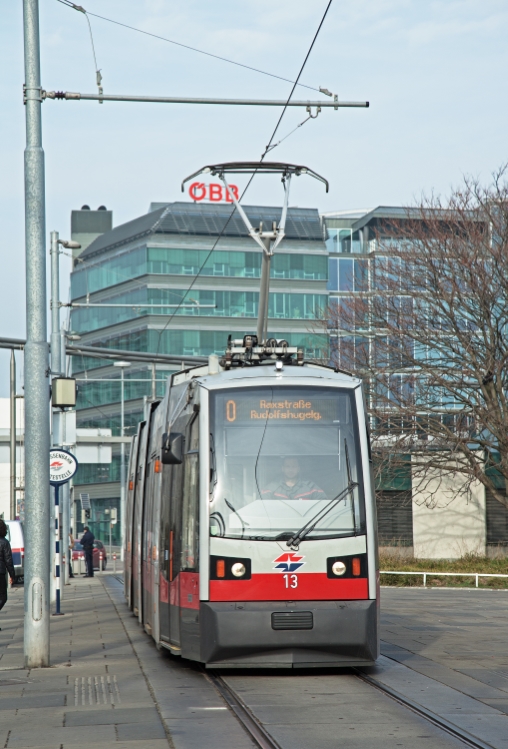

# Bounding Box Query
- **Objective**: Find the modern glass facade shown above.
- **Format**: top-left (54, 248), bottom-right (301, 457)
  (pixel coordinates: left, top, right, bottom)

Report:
top-left (71, 246), bottom-right (327, 297)
top-left (70, 289), bottom-right (328, 332)
top-left (70, 201), bottom-right (328, 513)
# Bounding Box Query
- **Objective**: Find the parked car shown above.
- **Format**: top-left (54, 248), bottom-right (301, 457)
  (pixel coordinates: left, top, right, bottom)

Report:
top-left (72, 540), bottom-right (108, 571)
top-left (5, 520), bottom-right (24, 583)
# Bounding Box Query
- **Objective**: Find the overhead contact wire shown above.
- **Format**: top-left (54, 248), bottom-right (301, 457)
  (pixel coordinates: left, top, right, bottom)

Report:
top-left (262, 0), bottom-right (333, 156)
top-left (56, 0), bottom-right (325, 95)
top-left (153, 0), bottom-right (334, 354)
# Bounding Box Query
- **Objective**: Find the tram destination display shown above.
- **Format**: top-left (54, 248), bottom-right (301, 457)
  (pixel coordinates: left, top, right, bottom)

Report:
top-left (222, 392), bottom-right (344, 425)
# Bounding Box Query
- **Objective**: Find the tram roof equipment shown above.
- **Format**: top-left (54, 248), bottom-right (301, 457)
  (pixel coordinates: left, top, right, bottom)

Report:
top-left (181, 162), bottom-right (329, 354)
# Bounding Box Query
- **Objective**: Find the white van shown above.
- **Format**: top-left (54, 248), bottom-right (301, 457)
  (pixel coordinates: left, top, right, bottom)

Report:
top-left (5, 520), bottom-right (24, 583)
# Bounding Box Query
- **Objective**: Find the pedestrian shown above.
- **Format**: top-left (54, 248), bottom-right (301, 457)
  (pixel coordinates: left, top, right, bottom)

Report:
top-left (69, 527), bottom-right (75, 579)
top-left (0, 520), bottom-right (15, 629)
top-left (80, 525), bottom-right (95, 578)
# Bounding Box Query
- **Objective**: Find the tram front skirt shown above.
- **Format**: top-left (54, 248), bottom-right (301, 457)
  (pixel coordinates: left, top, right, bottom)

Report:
top-left (199, 599), bottom-right (378, 668)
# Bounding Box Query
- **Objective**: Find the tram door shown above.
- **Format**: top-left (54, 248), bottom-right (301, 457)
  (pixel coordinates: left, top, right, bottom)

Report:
top-left (125, 432), bottom-right (139, 609)
top-left (179, 415), bottom-right (200, 659)
top-left (132, 422), bottom-right (147, 618)
top-left (167, 436), bottom-right (184, 647)
top-left (164, 411), bottom-right (190, 647)
top-left (159, 464), bottom-right (171, 641)
top-left (142, 453), bottom-right (156, 635)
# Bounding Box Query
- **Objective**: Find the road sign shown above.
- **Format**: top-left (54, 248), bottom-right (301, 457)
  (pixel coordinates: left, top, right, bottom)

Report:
top-left (49, 449), bottom-right (78, 486)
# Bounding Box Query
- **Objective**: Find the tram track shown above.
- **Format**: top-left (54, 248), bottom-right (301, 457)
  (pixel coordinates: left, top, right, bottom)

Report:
top-left (108, 576), bottom-right (499, 749)
top-left (354, 670), bottom-right (496, 749)
top-left (206, 666), bottom-right (497, 749)
top-left (207, 671), bottom-right (283, 749)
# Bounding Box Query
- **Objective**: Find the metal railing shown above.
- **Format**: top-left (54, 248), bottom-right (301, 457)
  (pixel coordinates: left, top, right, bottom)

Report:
top-left (380, 570), bottom-right (508, 588)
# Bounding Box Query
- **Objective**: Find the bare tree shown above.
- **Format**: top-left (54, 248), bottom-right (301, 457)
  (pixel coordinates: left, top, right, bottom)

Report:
top-left (322, 170), bottom-right (508, 510)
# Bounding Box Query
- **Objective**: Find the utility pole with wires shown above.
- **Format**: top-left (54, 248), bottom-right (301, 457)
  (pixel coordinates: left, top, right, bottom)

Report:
top-left (22, 0), bottom-right (51, 668)
top-left (47, 0), bottom-right (367, 359)
top-left (17, 0), bottom-right (365, 673)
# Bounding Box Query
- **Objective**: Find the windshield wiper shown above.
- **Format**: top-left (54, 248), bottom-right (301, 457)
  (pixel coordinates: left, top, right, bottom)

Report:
top-left (225, 499), bottom-right (248, 540)
top-left (285, 482), bottom-right (357, 549)
top-left (286, 439), bottom-right (358, 549)
top-left (344, 437), bottom-right (356, 535)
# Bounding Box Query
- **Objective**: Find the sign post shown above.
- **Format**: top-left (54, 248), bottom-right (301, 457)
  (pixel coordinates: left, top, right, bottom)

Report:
top-left (49, 449), bottom-right (78, 615)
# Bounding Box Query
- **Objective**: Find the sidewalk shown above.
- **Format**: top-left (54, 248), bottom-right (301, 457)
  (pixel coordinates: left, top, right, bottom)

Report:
top-left (0, 574), bottom-right (254, 749)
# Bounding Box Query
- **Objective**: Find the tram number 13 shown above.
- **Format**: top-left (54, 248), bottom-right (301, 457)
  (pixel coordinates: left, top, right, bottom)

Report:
top-left (283, 574), bottom-right (298, 588)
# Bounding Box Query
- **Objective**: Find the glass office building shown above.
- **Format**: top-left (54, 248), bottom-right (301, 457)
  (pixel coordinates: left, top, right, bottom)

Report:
top-left (70, 201), bottom-right (328, 534)
top-left (322, 207), bottom-right (508, 555)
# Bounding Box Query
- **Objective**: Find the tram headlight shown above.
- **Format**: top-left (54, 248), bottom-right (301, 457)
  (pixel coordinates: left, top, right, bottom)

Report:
top-left (231, 562), bottom-right (246, 578)
top-left (210, 555), bottom-right (252, 580)
top-left (331, 560), bottom-right (347, 576)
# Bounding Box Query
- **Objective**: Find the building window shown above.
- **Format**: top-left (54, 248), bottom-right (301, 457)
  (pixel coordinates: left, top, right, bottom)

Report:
top-left (376, 490), bottom-right (413, 546)
top-left (486, 490), bottom-right (508, 546)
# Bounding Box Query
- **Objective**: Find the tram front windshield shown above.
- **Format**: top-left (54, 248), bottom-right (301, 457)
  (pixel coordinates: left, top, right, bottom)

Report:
top-left (209, 387), bottom-right (365, 541)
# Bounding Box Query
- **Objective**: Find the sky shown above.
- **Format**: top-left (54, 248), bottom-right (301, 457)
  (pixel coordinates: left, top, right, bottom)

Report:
top-left (1, 0), bottom-right (507, 395)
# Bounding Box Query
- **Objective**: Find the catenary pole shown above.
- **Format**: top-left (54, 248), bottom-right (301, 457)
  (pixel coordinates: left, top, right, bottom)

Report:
top-left (60, 326), bottom-right (70, 586)
top-left (113, 361), bottom-right (130, 562)
top-left (50, 230), bottom-right (60, 603)
top-left (23, 0), bottom-right (51, 668)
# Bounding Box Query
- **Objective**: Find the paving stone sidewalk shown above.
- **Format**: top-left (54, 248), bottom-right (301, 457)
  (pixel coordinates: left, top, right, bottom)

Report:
top-left (380, 587), bottom-right (508, 708)
top-left (0, 575), bottom-right (254, 749)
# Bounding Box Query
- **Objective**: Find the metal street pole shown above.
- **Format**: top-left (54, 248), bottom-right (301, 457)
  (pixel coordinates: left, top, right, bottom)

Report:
top-left (50, 230), bottom-right (61, 375)
top-left (49, 231), bottom-right (61, 607)
top-left (53, 484), bottom-right (64, 615)
top-left (23, 0), bottom-right (51, 668)
top-left (10, 351), bottom-right (17, 520)
top-left (61, 482), bottom-right (69, 586)
top-left (114, 361), bottom-right (130, 562)
top-left (60, 328), bottom-right (71, 585)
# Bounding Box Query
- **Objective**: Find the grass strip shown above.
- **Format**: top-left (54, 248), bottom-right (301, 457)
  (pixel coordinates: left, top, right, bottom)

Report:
top-left (379, 552), bottom-right (508, 588)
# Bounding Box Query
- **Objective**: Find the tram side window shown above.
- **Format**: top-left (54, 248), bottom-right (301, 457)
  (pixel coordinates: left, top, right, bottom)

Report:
top-left (182, 419), bottom-right (199, 571)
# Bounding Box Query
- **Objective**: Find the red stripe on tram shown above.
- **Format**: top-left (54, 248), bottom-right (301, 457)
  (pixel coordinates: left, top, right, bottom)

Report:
top-left (209, 573), bottom-right (368, 602)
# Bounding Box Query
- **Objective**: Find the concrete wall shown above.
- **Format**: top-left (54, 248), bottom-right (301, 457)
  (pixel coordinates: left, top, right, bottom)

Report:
top-left (412, 459), bottom-right (486, 559)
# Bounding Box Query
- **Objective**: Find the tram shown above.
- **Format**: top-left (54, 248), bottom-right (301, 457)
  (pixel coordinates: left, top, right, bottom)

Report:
top-left (124, 162), bottom-right (379, 668)
top-left (124, 340), bottom-right (379, 667)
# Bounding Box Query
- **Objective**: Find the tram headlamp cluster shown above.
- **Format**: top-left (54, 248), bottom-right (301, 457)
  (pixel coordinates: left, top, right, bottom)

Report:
top-left (210, 555), bottom-right (251, 580)
top-left (327, 554), bottom-right (368, 579)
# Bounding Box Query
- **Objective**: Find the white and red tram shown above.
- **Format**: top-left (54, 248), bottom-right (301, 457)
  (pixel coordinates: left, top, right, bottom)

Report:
top-left (125, 344), bottom-right (379, 668)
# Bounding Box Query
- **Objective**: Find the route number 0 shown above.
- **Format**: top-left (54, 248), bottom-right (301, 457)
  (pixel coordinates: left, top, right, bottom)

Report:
top-left (283, 574), bottom-right (298, 589)
top-left (226, 400), bottom-right (236, 422)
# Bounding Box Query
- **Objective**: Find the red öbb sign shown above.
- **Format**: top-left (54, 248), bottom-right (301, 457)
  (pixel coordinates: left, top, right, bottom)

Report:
top-left (188, 182), bottom-right (239, 203)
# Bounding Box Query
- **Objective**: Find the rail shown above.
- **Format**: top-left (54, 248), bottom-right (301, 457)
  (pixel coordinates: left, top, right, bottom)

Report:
top-left (380, 570), bottom-right (508, 588)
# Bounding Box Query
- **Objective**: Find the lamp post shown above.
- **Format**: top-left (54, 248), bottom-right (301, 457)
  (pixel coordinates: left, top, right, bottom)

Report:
top-left (49, 235), bottom-right (80, 594)
top-left (50, 231), bottom-right (80, 377)
top-left (114, 361), bottom-right (130, 561)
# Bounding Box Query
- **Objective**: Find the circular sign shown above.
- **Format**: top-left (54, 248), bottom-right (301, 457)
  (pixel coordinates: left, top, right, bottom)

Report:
top-left (49, 448), bottom-right (78, 485)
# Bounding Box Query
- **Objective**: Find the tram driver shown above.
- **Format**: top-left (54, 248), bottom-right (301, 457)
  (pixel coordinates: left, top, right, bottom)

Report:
top-left (261, 456), bottom-right (327, 501)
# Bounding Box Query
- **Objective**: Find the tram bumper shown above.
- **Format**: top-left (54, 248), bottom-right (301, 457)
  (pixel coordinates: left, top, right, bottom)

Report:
top-left (200, 599), bottom-right (378, 668)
